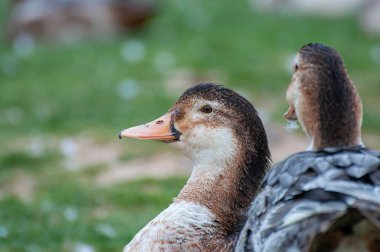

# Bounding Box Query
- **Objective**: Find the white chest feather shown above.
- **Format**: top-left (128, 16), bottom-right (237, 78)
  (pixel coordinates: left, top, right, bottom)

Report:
top-left (123, 201), bottom-right (216, 252)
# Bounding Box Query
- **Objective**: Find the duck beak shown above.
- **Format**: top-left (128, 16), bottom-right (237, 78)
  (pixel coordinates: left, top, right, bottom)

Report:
top-left (118, 112), bottom-right (181, 143)
top-left (284, 105), bottom-right (298, 121)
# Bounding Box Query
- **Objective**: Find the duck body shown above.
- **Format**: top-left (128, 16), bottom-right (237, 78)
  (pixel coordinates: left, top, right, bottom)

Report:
top-left (237, 146), bottom-right (380, 252)
top-left (120, 83), bottom-right (271, 251)
top-left (236, 43), bottom-right (380, 252)
top-left (124, 201), bottom-right (231, 252)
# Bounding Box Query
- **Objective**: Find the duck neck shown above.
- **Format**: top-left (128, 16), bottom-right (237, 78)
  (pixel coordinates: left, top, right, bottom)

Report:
top-left (175, 147), bottom-right (267, 234)
top-left (316, 87), bottom-right (363, 149)
top-left (298, 74), bottom-right (363, 150)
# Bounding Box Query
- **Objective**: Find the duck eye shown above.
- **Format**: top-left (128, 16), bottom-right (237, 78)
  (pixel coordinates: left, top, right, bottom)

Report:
top-left (200, 105), bottom-right (213, 113)
top-left (294, 64), bottom-right (299, 72)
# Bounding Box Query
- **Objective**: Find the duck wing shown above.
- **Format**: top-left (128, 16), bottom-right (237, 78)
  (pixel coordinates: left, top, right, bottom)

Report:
top-left (236, 146), bottom-right (380, 252)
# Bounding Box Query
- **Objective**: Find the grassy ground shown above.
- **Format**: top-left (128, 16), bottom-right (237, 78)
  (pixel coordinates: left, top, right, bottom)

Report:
top-left (0, 0), bottom-right (380, 251)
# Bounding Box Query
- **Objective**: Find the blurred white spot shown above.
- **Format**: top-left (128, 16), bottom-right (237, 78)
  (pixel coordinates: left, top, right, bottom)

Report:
top-left (121, 40), bottom-right (146, 64)
top-left (0, 226), bottom-right (8, 238)
top-left (95, 223), bottom-right (117, 238)
top-left (153, 52), bottom-right (176, 72)
top-left (16, 0), bottom-right (45, 22)
top-left (28, 139), bottom-right (45, 157)
top-left (370, 44), bottom-right (380, 65)
top-left (13, 33), bottom-right (35, 57)
top-left (60, 139), bottom-right (78, 170)
top-left (360, 1), bottom-right (380, 37)
top-left (285, 120), bottom-right (299, 132)
top-left (3, 107), bottom-right (24, 125)
top-left (117, 79), bottom-right (140, 100)
top-left (60, 139), bottom-right (77, 159)
top-left (73, 242), bottom-right (95, 252)
top-left (64, 206), bottom-right (78, 222)
top-left (252, 0), bottom-right (278, 10)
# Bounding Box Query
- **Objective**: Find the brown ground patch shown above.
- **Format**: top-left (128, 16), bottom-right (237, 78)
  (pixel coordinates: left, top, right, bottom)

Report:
top-left (96, 152), bottom-right (191, 186)
top-left (0, 172), bottom-right (35, 202)
top-left (59, 137), bottom-right (123, 170)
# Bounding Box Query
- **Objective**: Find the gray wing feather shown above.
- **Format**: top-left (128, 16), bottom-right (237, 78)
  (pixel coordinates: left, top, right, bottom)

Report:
top-left (324, 181), bottom-right (380, 204)
top-left (346, 154), bottom-right (380, 178)
top-left (279, 201), bottom-right (347, 228)
top-left (236, 147), bottom-right (380, 252)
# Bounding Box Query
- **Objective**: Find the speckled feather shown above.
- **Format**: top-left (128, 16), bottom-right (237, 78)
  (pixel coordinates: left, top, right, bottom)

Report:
top-left (236, 146), bottom-right (380, 252)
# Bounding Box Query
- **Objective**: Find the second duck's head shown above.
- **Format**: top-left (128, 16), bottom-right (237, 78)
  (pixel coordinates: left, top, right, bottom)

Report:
top-left (284, 43), bottom-right (363, 150)
top-left (119, 83), bottom-right (270, 180)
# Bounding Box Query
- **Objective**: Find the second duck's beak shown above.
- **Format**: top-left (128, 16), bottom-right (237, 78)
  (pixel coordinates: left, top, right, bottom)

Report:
top-left (284, 105), bottom-right (298, 121)
top-left (119, 112), bottom-right (181, 143)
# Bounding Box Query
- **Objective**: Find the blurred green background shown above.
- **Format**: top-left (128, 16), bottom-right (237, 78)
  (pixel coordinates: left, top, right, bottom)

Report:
top-left (0, 0), bottom-right (379, 251)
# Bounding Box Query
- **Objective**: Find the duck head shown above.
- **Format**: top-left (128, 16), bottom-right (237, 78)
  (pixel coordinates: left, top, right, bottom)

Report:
top-left (120, 83), bottom-right (270, 169)
top-left (120, 83), bottom-right (271, 226)
top-left (284, 43), bottom-right (363, 150)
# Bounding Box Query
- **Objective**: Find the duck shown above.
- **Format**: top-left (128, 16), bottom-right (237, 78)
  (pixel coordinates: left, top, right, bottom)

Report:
top-left (119, 83), bottom-right (271, 251)
top-left (236, 43), bottom-right (380, 252)
top-left (283, 42), bottom-right (363, 151)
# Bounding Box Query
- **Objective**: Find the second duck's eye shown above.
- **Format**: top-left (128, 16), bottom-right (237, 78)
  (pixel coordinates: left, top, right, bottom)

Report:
top-left (200, 105), bottom-right (213, 113)
top-left (294, 64), bottom-right (299, 72)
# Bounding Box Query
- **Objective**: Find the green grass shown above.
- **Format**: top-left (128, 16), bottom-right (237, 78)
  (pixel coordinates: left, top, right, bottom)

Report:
top-left (1, 0), bottom-right (380, 251)
top-left (1, 1), bottom-right (380, 139)
top-left (0, 176), bottom-right (186, 252)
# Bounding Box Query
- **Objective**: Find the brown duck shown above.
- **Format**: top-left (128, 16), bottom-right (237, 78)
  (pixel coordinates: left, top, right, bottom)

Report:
top-left (119, 83), bottom-right (271, 252)
top-left (237, 43), bottom-right (380, 252)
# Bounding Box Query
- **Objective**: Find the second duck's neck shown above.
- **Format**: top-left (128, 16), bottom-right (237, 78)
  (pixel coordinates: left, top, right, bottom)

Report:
top-left (307, 96), bottom-right (363, 150)
top-left (298, 76), bottom-right (363, 150)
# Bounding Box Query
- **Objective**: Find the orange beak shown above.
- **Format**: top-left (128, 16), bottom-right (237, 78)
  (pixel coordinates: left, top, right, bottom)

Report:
top-left (118, 112), bottom-right (181, 142)
top-left (284, 105), bottom-right (298, 121)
